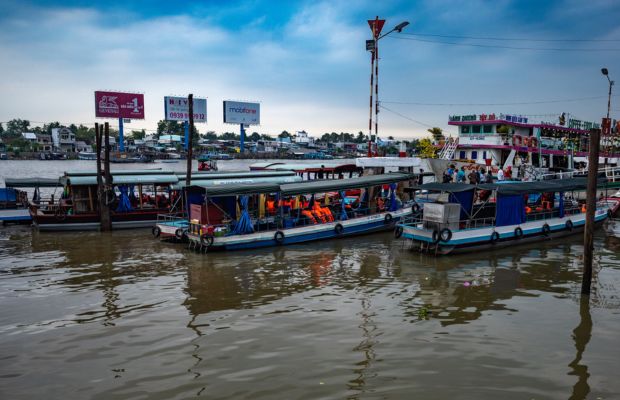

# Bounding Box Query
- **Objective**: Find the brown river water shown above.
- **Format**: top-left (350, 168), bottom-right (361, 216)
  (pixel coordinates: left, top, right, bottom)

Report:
top-left (1, 160), bottom-right (620, 399)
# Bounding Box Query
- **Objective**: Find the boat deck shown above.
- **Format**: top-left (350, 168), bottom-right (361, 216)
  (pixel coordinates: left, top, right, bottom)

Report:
top-left (0, 209), bottom-right (31, 223)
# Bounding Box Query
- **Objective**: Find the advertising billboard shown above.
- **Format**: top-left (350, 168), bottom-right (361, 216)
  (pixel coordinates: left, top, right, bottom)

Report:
top-left (223, 101), bottom-right (260, 125)
top-left (95, 91), bottom-right (145, 119)
top-left (164, 96), bottom-right (207, 123)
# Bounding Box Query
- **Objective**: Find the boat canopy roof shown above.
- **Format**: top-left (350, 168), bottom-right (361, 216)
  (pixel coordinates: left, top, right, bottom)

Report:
top-left (175, 170), bottom-right (295, 180)
top-left (4, 177), bottom-right (61, 188)
top-left (62, 174), bottom-right (179, 186)
top-left (172, 175), bottom-right (302, 190)
top-left (356, 157), bottom-right (422, 168)
top-left (188, 182), bottom-right (282, 197)
top-left (279, 172), bottom-right (415, 196)
top-left (64, 169), bottom-right (170, 176)
top-left (263, 162), bottom-right (359, 172)
top-left (412, 178), bottom-right (606, 195)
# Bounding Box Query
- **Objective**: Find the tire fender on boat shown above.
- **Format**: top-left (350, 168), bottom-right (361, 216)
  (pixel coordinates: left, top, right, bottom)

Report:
top-left (175, 228), bottom-right (184, 239)
top-left (514, 227), bottom-right (524, 239)
top-left (200, 234), bottom-right (214, 247)
top-left (152, 226), bottom-right (161, 238)
top-left (384, 213), bottom-right (394, 225)
top-left (334, 223), bottom-right (344, 235)
top-left (542, 223), bottom-right (551, 236)
top-left (412, 203), bottom-right (421, 214)
top-left (439, 228), bottom-right (452, 242)
top-left (431, 229), bottom-right (441, 244)
top-left (274, 230), bottom-right (285, 244)
top-left (490, 231), bottom-right (500, 243)
top-left (565, 220), bottom-right (573, 231)
top-left (394, 226), bottom-right (403, 239)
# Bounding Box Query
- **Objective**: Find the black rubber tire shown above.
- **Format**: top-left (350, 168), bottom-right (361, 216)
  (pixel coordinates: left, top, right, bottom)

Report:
top-left (55, 208), bottom-right (66, 221)
top-left (412, 203), bottom-right (421, 214)
top-left (542, 224), bottom-right (551, 236)
top-left (394, 226), bottom-right (403, 239)
top-left (490, 231), bottom-right (500, 243)
top-left (175, 228), bottom-right (184, 239)
top-left (514, 227), bottom-right (523, 239)
top-left (152, 226), bottom-right (161, 238)
top-left (274, 230), bottom-right (285, 244)
top-left (200, 234), bottom-right (214, 247)
top-left (334, 223), bottom-right (344, 235)
top-left (431, 229), bottom-right (441, 244)
top-left (565, 220), bottom-right (573, 231)
top-left (439, 228), bottom-right (452, 242)
top-left (384, 213), bottom-right (393, 225)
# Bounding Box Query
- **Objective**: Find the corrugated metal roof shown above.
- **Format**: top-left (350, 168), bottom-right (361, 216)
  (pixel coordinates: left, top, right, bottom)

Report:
top-left (63, 174), bottom-right (179, 186)
top-left (65, 169), bottom-right (173, 177)
top-left (4, 178), bottom-right (61, 188)
top-left (279, 173), bottom-right (415, 196)
top-left (172, 175), bottom-right (302, 190)
top-left (187, 182), bottom-right (282, 197)
top-left (176, 170), bottom-right (295, 180)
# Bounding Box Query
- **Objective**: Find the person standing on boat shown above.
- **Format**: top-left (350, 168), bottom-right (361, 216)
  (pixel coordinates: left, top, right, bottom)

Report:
top-left (497, 168), bottom-right (505, 181)
top-left (417, 169), bottom-right (424, 185)
top-left (457, 167), bottom-right (466, 183)
top-left (317, 165), bottom-right (325, 180)
top-left (467, 168), bottom-right (479, 185)
top-left (485, 169), bottom-right (493, 183)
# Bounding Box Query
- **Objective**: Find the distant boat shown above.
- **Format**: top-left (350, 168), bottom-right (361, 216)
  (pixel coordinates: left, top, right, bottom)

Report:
top-left (110, 154), bottom-right (154, 163)
top-left (160, 160), bottom-right (179, 163)
top-left (78, 152), bottom-right (97, 160)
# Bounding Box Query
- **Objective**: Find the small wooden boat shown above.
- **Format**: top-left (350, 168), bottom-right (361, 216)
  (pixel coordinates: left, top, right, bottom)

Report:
top-left (181, 173), bottom-right (414, 251)
top-left (396, 178), bottom-right (610, 255)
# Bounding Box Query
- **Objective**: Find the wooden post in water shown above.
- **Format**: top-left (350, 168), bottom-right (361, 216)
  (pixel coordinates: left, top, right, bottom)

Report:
top-left (186, 94), bottom-right (194, 188)
top-left (100, 122), bottom-right (112, 231)
top-left (582, 127), bottom-right (601, 295)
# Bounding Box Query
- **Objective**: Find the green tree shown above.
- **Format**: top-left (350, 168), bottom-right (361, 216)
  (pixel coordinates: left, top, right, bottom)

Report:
top-left (75, 125), bottom-right (95, 143)
top-left (427, 127), bottom-right (445, 142)
top-left (278, 130), bottom-right (291, 139)
top-left (0, 123), bottom-right (3, 136)
top-left (43, 121), bottom-right (61, 135)
top-left (131, 129), bottom-right (146, 140)
top-left (418, 138), bottom-right (437, 158)
top-left (260, 134), bottom-right (272, 141)
top-left (157, 120), bottom-right (184, 135)
top-left (203, 131), bottom-right (218, 141)
top-left (219, 132), bottom-right (238, 140)
top-left (355, 131), bottom-right (368, 143)
top-left (5, 119), bottom-right (30, 137)
top-left (249, 132), bottom-right (261, 142)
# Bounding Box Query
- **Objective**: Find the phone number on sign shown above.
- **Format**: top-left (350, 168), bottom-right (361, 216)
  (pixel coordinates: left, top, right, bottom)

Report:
top-left (168, 112), bottom-right (206, 120)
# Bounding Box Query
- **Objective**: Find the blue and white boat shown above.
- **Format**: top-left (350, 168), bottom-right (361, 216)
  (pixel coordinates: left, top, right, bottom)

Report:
top-left (396, 178), bottom-right (610, 255)
top-left (184, 173), bottom-right (414, 251)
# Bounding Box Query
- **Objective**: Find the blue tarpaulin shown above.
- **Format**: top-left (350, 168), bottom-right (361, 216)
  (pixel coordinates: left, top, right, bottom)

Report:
top-left (231, 196), bottom-right (254, 235)
top-left (339, 191), bottom-right (348, 220)
top-left (116, 186), bottom-right (133, 212)
top-left (388, 183), bottom-right (398, 212)
top-left (496, 194), bottom-right (526, 226)
top-left (448, 190), bottom-right (474, 219)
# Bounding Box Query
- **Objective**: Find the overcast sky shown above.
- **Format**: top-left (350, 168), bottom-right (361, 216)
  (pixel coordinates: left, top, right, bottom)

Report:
top-left (0, 0), bottom-right (619, 139)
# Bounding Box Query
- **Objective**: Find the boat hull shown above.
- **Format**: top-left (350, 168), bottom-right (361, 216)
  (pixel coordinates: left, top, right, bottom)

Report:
top-left (31, 209), bottom-right (166, 231)
top-left (188, 209), bottom-right (410, 251)
top-left (401, 209), bottom-right (608, 255)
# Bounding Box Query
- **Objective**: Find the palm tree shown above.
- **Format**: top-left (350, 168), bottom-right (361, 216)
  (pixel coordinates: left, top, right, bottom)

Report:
top-left (427, 127), bottom-right (445, 142)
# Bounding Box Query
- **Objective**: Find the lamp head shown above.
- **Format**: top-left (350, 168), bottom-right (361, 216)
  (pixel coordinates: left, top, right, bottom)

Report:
top-left (602, 68), bottom-right (609, 76)
top-left (394, 21), bottom-right (410, 33)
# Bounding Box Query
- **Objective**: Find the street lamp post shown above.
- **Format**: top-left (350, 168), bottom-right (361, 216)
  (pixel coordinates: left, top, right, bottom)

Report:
top-left (366, 18), bottom-right (409, 157)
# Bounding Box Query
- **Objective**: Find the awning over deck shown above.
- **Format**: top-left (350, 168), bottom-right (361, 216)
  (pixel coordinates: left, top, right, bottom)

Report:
top-left (62, 174), bottom-right (179, 186)
top-left (279, 172), bottom-right (415, 196)
top-left (175, 170), bottom-right (295, 181)
top-left (4, 177), bottom-right (61, 187)
top-left (187, 182), bottom-right (282, 197)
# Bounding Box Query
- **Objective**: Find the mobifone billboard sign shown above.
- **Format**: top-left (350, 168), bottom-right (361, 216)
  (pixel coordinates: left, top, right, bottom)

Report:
top-left (223, 101), bottom-right (260, 125)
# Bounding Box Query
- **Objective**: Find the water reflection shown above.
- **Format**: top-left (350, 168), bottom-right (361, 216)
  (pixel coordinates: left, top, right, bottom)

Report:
top-left (568, 296), bottom-right (592, 400)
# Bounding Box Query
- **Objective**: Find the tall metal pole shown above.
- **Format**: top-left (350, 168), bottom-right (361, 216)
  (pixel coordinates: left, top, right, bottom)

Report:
top-left (118, 117), bottom-right (125, 153)
top-left (582, 127), bottom-right (600, 295)
top-left (184, 121), bottom-right (189, 151)
top-left (240, 123), bottom-right (245, 153)
top-left (374, 36), bottom-right (379, 157)
top-left (367, 39), bottom-right (375, 157)
top-left (186, 94), bottom-right (194, 188)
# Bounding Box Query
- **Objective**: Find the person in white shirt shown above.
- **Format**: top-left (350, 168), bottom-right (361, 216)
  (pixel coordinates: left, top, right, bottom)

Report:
top-left (497, 168), bottom-right (505, 181)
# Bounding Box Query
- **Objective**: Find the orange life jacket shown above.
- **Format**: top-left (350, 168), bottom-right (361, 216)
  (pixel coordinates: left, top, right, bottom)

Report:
top-left (322, 207), bottom-right (334, 222)
top-left (302, 210), bottom-right (317, 224)
top-left (266, 200), bottom-right (275, 213)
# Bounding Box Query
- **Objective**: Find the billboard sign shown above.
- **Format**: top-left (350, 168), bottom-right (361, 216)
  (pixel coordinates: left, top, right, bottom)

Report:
top-left (164, 96), bottom-right (207, 123)
top-left (95, 91), bottom-right (145, 119)
top-left (223, 101), bottom-right (260, 125)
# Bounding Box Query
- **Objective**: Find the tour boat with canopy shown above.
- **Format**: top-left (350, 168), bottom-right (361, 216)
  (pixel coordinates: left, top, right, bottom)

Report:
top-left (183, 172), bottom-right (415, 251)
top-left (396, 178), bottom-right (610, 255)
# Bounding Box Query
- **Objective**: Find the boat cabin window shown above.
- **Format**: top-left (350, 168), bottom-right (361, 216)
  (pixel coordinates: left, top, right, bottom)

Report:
top-left (459, 151), bottom-right (466, 160)
top-left (472, 125), bottom-right (482, 134)
top-left (471, 151), bottom-right (478, 160)
top-left (483, 125), bottom-right (493, 134)
top-left (461, 126), bottom-right (471, 134)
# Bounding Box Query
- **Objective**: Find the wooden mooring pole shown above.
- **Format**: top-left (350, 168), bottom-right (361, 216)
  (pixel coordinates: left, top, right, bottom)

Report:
top-left (99, 122), bottom-right (112, 231)
top-left (186, 94), bottom-right (194, 188)
top-left (582, 127), bottom-right (601, 295)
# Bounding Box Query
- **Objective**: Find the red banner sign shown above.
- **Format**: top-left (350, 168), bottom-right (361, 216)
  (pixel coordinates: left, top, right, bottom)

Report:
top-left (95, 91), bottom-right (145, 119)
top-left (602, 117), bottom-right (611, 135)
top-left (367, 18), bottom-right (385, 39)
